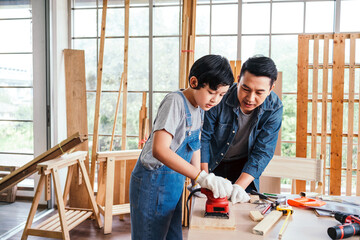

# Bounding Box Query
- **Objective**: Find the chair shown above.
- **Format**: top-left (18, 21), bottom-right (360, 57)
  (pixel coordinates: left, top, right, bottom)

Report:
top-left (261, 155), bottom-right (324, 194)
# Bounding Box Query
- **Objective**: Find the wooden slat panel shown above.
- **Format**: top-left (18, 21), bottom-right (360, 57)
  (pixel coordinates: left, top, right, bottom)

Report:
top-left (46, 210), bottom-right (78, 231)
top-left (321, 34), bottom-right (330, 193)
top-left (296, 35), bottom-right (310, 193)
top-left (26, 229), bottom-right (62, 239)
top-left (346, 34), bottom-right (356, 196)
top-left (310, 35), bottom-right (320, 192)
top-left (330, 34), bottom-right (346, 195)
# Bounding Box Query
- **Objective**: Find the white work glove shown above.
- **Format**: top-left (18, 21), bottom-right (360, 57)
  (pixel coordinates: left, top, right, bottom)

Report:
top-left (186, 183), bottom-right (206, 198)
top-left (195, 170), bottom-right (232, 198)
top-left (230, 184), bottom-right (250, 204)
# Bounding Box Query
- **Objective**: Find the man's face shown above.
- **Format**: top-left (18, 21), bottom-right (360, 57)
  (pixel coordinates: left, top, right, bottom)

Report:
top-left (237, 71), bottom-right (274, 114)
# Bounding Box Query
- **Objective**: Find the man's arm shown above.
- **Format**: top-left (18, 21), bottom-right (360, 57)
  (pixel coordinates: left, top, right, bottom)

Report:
top-left (200, 107), bottom-right (218, 165)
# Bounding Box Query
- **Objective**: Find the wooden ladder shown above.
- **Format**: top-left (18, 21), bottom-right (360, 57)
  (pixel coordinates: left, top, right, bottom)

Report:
top-left (21, 151), bottom-right (103, 240)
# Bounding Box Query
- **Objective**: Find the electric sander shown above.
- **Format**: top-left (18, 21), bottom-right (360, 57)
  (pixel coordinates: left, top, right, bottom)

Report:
top-left (201, 188), bottom-right (229, 219)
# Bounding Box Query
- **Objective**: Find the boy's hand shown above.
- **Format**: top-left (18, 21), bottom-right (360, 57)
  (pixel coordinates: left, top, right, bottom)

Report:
top-left (195, 170), bottom-right (232, 198)
top-left (230, 184), bottom-right (250, 204)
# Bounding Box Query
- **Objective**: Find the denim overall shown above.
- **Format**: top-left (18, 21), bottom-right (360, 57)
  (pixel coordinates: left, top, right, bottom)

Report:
top-left (130, 91), bottom-right (202, 240)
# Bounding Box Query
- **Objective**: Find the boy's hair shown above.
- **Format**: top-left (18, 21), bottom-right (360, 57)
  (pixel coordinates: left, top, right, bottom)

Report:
top-left (240, 55), bottom-right (278, 87)
top-left (189, 54), bottom-right (234, 90)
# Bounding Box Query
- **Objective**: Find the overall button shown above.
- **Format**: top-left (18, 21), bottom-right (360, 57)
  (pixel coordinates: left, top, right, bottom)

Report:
top-left (216, 162), bottom-right (218, 164)
top-left (227, 142), bottom-right (230, 145)
top-left (221, 153), bottom-right (224, 156)
top-left (188, 131), bottom-right (191, 136)
top-left (232, 130), bottom-right (235, 133)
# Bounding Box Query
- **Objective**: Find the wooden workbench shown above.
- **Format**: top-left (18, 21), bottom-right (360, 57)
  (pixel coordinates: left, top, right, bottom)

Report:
top-left (188, 196), bottom-right (360, 240)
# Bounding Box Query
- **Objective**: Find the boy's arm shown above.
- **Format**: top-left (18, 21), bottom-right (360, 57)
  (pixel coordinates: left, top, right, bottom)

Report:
top-left (153, 129), bottom-right (200, 180)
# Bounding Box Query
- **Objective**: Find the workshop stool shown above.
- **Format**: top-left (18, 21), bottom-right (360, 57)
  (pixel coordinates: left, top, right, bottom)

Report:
top-left (21, 151), bottom-right (103, 240)
top-left (96, 149), bottom-right (141, 234)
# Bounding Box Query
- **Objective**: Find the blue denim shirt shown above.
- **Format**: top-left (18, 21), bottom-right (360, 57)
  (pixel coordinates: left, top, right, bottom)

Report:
top-left (201, 83), bottom-right (283, 190)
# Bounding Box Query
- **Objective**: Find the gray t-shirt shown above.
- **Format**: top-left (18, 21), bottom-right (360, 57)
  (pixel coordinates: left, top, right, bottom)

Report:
top-left (140, 91), bottom-right (202, 170)
top-left (223, 108), bottom-right (255, 161)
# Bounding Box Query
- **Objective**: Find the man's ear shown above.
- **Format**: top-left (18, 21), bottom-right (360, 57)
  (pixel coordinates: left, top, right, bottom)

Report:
top-left (269, 83), bottom-right (275, 94)
top-left (189, 76), bottom-right (198, 88)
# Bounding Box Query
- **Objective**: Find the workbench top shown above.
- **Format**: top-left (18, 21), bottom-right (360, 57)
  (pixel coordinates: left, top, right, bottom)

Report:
top-left (188, 195), bottom-right (360, 240)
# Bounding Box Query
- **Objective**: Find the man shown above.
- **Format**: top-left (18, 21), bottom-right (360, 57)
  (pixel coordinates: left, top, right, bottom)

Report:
top-left (200, 55), bottom-right (283, 204)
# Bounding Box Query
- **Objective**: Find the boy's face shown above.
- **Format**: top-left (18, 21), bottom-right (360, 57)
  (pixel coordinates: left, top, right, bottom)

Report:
top-left (194, 83), bottom-right (229, 111)
top-left (237, 71), bottom-right (274, 114)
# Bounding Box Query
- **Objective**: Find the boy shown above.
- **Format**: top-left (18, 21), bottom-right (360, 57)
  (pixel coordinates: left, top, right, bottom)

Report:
top-left (130, 55), bottom-right (235, 240)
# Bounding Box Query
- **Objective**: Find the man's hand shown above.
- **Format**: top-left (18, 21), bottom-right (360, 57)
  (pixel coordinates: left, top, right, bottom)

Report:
top-left (230, 184), bottom-right (250, 204)
top-left (195, 170), bottom-right (232, 198)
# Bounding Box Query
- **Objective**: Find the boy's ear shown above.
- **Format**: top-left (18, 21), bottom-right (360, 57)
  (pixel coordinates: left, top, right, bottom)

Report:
top-left (189, 76), bottom-right (198, 88)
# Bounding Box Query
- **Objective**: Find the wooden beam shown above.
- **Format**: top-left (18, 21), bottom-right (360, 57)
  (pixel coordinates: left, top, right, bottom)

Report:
top-left (0, 132), bottom-right (87, 192)
top-left (346, 34), bottom-right (356, 196)
top-left (296, 35), bottom-right (310, 193)
top-left (330, 34), bottom-right (345, 196)
top-left (90, 0), bottom-right (108, 187)
top-left (110, 73), bottom-right (124, 151)
top-left (121, 0), bottom-right (130, 150)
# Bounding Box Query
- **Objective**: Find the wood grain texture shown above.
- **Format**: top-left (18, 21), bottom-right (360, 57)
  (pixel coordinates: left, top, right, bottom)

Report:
top-left (189, 198), bottom-right (235, 231)
top-left (330, 34), bottom-right (345, 196)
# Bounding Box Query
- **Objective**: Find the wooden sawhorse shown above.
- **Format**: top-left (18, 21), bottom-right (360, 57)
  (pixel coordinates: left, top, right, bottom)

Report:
top-left (96, 149), bottom-right (141, 234)
top-left (22, 151), bottom-right (103, 239)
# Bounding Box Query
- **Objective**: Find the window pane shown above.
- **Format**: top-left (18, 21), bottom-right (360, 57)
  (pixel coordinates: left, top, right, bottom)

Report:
top-left (242, 3), bottom-right (270, 34)
top-left (74, 0), bottom-right (97, 8)
top-left (154, 0), bottom-right (180, 6)
top-left (127, 92), bottom-right (143, 135)
top-left (195, 36), bottom-right (209, 61)
top-left (196, 5), bottom-right (210, 35)
top-left (128, 38), bottom-right (149, 91)
top-left (73, 39), bottom-right (97, 91)
top-left (213, 0), bottom-right (237, 3)
top-left (87, 92), bottom-right (96, 134)
top-left (0, 1), bottom-right (31, 18)
top-left (271, 35), bottom-right (298, 93)
top-left (0, 54), bottom-right (32, 86)
top-left (0, 121), bottom-right (33, 153)
top-left (272, 2), bottom-right (304, 34)
top-left (305, 1), bottom-right (334, 33)
top-left (211, 4), bottom-right (237, 35)
top-left (211, 36), bottom-right (237, 60)
top-left (0, 88), bottom-right (33, 120)
top-left (0, 20), bottom-right (32, 52)
top-left (73, 9), bottom-right (97, 37)
top-left (153, 93), bottom-right (168, 119)
top-left (99, 8), bottom-right (124, 37)
top-left (102, 38), bottom-right (124, 91)
top-left (130, 7), bottom-right (149, 36)
top-left (99, 92), bottom-right (118, 135)
top-left (153, 6), bottom-right (180, 36)
top-left (153, 37), bottom-right (179, 91)
top-left (241, 36), bottom-right (269, 61)
top-left (340, 0), bottom-right (360, 32)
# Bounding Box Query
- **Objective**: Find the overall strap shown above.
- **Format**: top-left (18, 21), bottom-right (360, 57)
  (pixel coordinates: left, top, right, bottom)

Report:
top-left (176, 91), bottom-right (192, 128)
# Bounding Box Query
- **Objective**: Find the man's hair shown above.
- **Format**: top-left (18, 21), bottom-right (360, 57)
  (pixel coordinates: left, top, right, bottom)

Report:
top-left (189, 54), bottom-right (234, 90)
top-left (240, 55), bottom-right (278, 87)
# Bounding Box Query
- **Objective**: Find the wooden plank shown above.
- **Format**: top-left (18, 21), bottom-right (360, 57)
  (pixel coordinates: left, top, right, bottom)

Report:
top-left (346, 34), bottom-right (356, 196)
top-left (96, 162), bottom-right (106, 206)
top-left (52, 168), bottom-right (70, 239)
top-left (321, 34), bottom-right (330, 193)
top-left (138, 92), bottom-right (148, 149)
top-left (97, 149), bottom-right (141, 161)
top-left (90, 0), bottom-right (108, 188)
top-left (26, 229), bottom-right (62, 239)
top-left (311, 35), bottom-right (320, 192)
top-left (64, 48), bottom-right (90, 208)
top-left (37, 151), bottom-right (87, 170)
top-left (330, 34), bottom-right (346, 196)
top-left (121, 0), bottom-right (129, 150)
top-left (252, 210), bottom-right (283, 235)
top-left (78, 158), bottom-right (103, 228)
top-left (235, 60), bottom-right (241, 83)
top-left (249, 210), bottom-right (264, 222)
top-left (230, 61), bottom-right (236, 82)
top-left (63, 165), bottom-right (74, 206)
top-left (104, 157), bottom-right (115, 234)
top-left (21, 174), bottom-right (45, 240)
top-left (0, 132), bottom-right (87, 192)
top-left (36, 210), bottom-right (74, 230)
top-left (110, 73), bottom-right (124, 151)
top-left (296, 35), bottom-right (310, 193)
top-left (47, 210), bottom-right (78, 231)
top-left (189, 198), bottom-right (235, 231)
